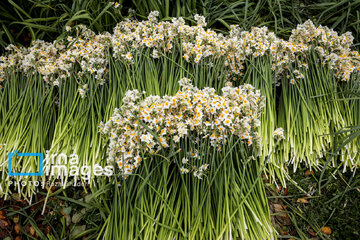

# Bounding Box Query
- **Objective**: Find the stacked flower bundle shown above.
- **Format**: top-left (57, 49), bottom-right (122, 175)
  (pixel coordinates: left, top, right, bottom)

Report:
top-left (1, 12), bottom-right (359, 90)
top-left (99, 78), bottom-right (265, 177)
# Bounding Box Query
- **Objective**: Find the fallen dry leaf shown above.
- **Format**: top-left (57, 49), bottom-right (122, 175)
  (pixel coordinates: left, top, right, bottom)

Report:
top-left (273, 204), bottom-right (292, 225)
top-left (0, 219), bottom-right (9, 229)
top-left (45, 225), bottom-right (51, 234)
top-left (14, 224), bottom-right (21, 234)
top-left (321, 226), bottom-right (332, 235)
top-left (29, 226), bottom-right (35, 236)
top-left (273, 204), bottom-right (284, 212)
top-left (284, 187), bottom-right (289, 196)
top-left (297, 198), bottom-right (309, 203)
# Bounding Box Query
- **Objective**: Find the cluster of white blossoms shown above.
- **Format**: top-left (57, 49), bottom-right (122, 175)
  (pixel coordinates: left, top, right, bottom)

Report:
top-left (1, 12), bottom-right (359, 89)
top-left (180, 154), bottom-right (209, 179)
top-left (0, 25), bottom-right (110, 91)
top-left (99, 78), bottom-right (265, 178)
top-left (0, 11), bottom-right (360, 90)
top-left (289, 20), bottom-right (360, 81)
top-left (273, 128), bottom-right (285, 142)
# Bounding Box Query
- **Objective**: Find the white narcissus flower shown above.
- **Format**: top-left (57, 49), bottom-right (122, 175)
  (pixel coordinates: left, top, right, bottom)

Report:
top-left (0, 144), bottom-right (5, 150)
top-left (273, 128), bottom-right (285, 142)
top-left (180, 166), bottom-right (189, 174)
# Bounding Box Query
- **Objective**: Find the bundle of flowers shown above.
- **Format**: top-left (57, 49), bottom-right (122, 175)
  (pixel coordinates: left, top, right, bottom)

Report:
top-left (99, 78), bottom-right (265, 177)
top-left (290, 20), bottom-right (360, 81)
top-left (1, 12), bottom-right (359, 89)
top-left (0, 26), bottom-right (110, 87)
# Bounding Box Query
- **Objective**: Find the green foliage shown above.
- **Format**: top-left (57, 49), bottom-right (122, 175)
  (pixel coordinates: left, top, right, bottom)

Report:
top-left (0, 186), bottom-right (108, 239)
top-left (0, 0), bottom-right (123, 50)
top-left (277, 168), bottom-right (360, 240)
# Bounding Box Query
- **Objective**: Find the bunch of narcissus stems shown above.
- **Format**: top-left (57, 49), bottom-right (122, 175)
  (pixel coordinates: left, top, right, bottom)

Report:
top-left (99, 135), bottom-right (276, 240)
top-left (95, 78), bottom-right (276, 239)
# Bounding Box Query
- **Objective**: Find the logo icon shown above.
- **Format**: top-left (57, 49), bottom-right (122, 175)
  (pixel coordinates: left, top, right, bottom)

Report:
top-left (8, 150), bottom-right (43, 176)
